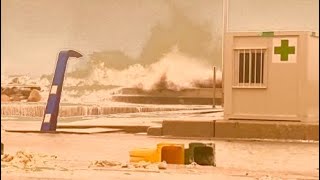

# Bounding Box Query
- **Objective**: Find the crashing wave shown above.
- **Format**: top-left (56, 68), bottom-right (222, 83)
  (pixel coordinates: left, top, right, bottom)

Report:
top-left (1, 50), bottom-right (222, 103)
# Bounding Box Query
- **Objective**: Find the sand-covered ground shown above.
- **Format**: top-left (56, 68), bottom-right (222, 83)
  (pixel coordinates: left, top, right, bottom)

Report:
top-left (1, 130), bottom-right (319, 180)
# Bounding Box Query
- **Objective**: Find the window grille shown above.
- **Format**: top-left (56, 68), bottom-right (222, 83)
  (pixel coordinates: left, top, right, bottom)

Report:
top-left (233, 48), bottom-right (267, 87)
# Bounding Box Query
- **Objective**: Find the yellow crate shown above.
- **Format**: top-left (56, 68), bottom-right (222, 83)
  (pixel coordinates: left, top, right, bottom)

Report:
top-left (129, 143), bottom-right (185, 164)
top-left (156, 142), bottom-right (185, 164)
top-left (129, 148), bottom-right (157, 163)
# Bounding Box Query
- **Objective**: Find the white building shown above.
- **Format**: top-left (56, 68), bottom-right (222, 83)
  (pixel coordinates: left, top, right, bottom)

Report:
top-left (223, 31), bottom-right (319, 122)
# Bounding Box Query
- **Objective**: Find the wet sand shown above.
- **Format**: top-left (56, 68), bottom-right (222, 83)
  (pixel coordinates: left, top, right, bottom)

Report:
top-left (1, 131), bottom-right (319, 180)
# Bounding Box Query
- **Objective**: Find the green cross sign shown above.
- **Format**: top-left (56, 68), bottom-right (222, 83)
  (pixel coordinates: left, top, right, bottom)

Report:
top-left (274, 39), bottom-right (295, 61)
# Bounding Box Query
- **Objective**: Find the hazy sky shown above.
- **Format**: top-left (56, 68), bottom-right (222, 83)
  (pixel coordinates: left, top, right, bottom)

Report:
top-left (1, 0), bottom-right (318, 76)
top-left (228, 0), bottom-right (319, 32)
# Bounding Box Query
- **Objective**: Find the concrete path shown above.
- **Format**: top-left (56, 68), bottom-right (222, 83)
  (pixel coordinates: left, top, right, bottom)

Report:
top-left (2, 109), bottom-right (223, 133)
top-left (2, 107), bottom-right (318, 141)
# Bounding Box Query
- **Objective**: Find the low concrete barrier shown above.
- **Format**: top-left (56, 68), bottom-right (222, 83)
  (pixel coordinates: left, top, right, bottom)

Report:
top-left (215, 120), bottom-right (319, 141)
top-left (162, 120), bottom-right (215, 137)
top-left (111, 88), bottom-right (223, 105)
top-left (151, 119), bottom-right (319, 141)
top-left (118, 88), bottom-right (223, 98)
top-left (111, 96), bottom-right (222, 105)
top-left (147, 127), bottom-right (162, 136)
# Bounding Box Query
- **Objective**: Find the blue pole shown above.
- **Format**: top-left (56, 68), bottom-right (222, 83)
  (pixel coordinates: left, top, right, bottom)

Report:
top-left (40, 50), bottom-right (82, 132)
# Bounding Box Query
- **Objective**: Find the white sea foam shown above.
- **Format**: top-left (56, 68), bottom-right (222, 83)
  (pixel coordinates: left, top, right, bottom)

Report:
top-left (1, 50), bottom-right (221, 103)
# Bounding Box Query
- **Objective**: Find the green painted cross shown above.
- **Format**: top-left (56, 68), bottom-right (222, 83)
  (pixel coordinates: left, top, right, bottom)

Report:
top-left (274, 39), bottom-right (295, 61)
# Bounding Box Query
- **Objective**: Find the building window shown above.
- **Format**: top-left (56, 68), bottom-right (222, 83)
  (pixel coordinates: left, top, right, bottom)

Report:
top-left (233, 49), bottom-right (267, 87)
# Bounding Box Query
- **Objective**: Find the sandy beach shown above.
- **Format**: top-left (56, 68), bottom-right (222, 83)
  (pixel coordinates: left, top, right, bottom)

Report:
top-left (1, 126), bottom-right (319, 180)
